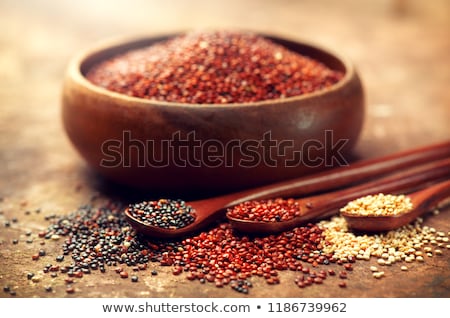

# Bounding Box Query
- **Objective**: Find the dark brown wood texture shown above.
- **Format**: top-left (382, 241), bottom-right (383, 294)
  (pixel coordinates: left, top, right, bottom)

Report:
top-left (0, 0), bottom-right (449, 298)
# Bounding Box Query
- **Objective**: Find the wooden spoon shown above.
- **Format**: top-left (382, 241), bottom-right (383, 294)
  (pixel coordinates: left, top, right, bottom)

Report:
top-left (227, 158), bottom-right (450, 234)
top-left (341, 180), bottom-right (450, 232)
top-left (125, 141), bottom-right (450, 238)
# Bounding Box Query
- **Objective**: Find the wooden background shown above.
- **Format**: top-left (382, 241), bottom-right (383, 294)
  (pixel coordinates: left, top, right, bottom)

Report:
top-left (0, 0), bottom-right (449, 298)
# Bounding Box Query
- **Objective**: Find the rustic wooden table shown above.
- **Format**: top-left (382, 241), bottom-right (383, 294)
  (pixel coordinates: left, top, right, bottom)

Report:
top-left (0, 0), bottom-right (449, 298)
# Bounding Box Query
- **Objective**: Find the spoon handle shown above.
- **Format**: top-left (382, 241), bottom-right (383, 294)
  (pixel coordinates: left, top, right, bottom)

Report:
top-left (300, 157), bottom-right (450, 220)
top-left (411, 179), bottom-right (450, 211)
top-left (226, 140), bottom-right (450, 206)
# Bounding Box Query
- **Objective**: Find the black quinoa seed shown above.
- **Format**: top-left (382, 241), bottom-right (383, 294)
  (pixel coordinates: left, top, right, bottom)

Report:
top-left (40, 203), bottom-right (176, 284)
top-left (131, 276), bottom-right (139, 282)
top-left (127, 199), bottom-right (196, 229)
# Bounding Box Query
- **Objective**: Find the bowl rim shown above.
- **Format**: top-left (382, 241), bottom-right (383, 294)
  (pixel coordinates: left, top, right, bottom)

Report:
top-left (67, 31), bottom-right (356, 110)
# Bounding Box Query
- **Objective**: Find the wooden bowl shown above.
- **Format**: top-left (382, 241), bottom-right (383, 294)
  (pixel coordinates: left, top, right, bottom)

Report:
top-left (62, 32), bottom-right (365, 195)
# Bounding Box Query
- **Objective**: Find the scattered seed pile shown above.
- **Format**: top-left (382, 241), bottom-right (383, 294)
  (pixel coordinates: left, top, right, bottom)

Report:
top-left (3, 196), bottom-right (449, 296)
top-left (163, 222), bottom-right (337, 290)
top-left (319, 215), bottom-right (449, 278)
top-left (29, 201), bottom-right (351, 294)
top-left (43, 203), bottom-right (153, 270)
top-left (340, 193), bottom-right (413, 217)
top-left (227, 198), bottom-right (301, 222)
top-left (86, 30), bottom-right (343, 104)
top-left (127, 199), bottom-right (196, 229)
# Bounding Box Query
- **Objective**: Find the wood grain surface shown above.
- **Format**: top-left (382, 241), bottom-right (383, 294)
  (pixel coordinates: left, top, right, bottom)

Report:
top-left (0, 0), bottom-right (449, 298)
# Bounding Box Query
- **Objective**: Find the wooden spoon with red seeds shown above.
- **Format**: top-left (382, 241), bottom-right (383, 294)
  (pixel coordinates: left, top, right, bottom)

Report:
top-left (125, 141), bottom-right (450, 238)
top-left (228, 158), bottom-right (450, 234)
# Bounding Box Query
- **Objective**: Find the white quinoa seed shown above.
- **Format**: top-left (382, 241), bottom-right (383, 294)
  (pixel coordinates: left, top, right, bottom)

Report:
top-left (340, 193), bottom-right (413, 217)
top-left (31, 275), bottom-right (42, 283)
top-left (373, 271), bottom-right (385, 279)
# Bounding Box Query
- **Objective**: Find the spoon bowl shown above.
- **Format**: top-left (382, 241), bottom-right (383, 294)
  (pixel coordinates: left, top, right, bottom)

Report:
top-left (124, 196), bottom-right (232, 239)
top-left (342, 180), bottom-right (450, 232)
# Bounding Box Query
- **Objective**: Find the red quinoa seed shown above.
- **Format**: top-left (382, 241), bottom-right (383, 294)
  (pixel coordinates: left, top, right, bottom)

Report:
top-left (338, 281), bottom-right (347, 288)
top-left (227, 198), bottom-right (302, 222)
